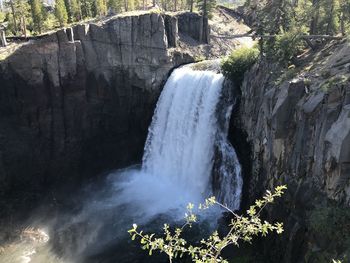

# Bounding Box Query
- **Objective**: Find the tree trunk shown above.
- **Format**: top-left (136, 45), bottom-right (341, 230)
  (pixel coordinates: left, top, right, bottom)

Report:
top-left (203, 0), bottom-right (207, 16)
top-left (9, 0), bottom-right (18, 34)
top-left (326, 0), bottom-right (335, 35)
top-left (124, 0), bottom-right (128, 11)
top-left (0, 30), bottom-right (7, 47)
top-left (310, 0), bottom-right (320, 34)
top-left (78, 0), bottom-right (82, 20)
top-left (174, 0), bottom-right (177, 11)
top-left (190, 0), bottom-right (193, 12)
top-left (22, 16), bottom-right (27, 38)
top-left (340, 10), bottom-right (345, 35)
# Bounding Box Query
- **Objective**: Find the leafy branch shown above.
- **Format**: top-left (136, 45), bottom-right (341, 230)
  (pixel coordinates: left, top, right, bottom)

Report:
top-left (128, 185), bottom-right (287, 263)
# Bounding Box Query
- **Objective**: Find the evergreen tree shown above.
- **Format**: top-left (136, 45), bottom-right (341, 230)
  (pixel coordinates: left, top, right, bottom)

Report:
top-left (31, 0), bottom-right (44, 33)
top-left (95, 0), bottom-right (107, 15)
top-left (107, 0), bottom-right (122, 13)
top-left (14, 0), bottom-right (30, 35)
top-left (123, 0), bottom-right (135, 10)
top-left (188, 0), bottom-right (194, 12)
top-left (196, 0), bottom-right (216, 18)
top-left (80, 0), bottom-right (93, 18)
top-left (63, 0), bottom-right (71, 22)
top-left (339, 0), bottom-right (350, 34)
top-left (55, 0), bottom-right (68, 26)
top-left (69, 0), bottom-right (81, 21)
top-left (128, 0), bottom-right (135, 10)
top-left (8, 0), bottom-right (18, 33)
top-left (5, 0), bottom-right (30, 35)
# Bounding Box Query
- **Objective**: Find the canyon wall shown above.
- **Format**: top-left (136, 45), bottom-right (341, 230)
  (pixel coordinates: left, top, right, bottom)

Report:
top-left (231, 41), bottom-right (350, 262)
top-left (0, 13), bottom-right (207, 195)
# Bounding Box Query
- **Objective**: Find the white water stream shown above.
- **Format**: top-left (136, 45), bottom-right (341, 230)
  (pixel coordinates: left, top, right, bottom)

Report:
top-left (0, 65), bottom-right (243, 263)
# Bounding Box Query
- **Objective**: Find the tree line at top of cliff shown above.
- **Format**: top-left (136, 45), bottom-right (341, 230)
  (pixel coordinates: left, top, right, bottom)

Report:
top-left (242, 0), bottom-right (350, 65)
top-left (0, 0), bottom-right (226, 37)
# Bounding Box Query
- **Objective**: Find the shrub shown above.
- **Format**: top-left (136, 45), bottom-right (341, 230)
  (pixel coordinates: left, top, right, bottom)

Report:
top-left (262, 27), bottom-right (306, 65)
top-left (221, 46), bottom-right (260, 86)
top-left (273, 29), bottom-right (305, 63)
top-left (308, 204), bottom-right (350, 262)
top-left (309, 205), bottom-right (350, 243)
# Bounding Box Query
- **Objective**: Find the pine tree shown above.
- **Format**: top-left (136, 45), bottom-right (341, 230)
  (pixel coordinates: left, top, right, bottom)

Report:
top-left (55, 0), bottom-right (68, 27)
top-left (14, 0), bottom-right (30, 35)
top-left (108, 0), bottom-right (122, 13)
top-left (339, 0), bottom-right (350, 35)
top-left (95, 0), bottom-right (107, 15)
top-left (8, 0), bottom-right (18, 33)
top-left (128, 0), bottom-right (135, 10)
top-left (31, 0), bottom-right (44, 33)
top-left (69, 0), bottom-right (81, 21)
top-left (5, 0), bottom-right (30, 35)
top-left (63, 0), bottom-right (72, 22)
top-left (196, 0), bottom-right (216, 18)
top-left (80, 0), bottom-right (93, 18)
top-left (123, 0), bottom-right (135, 10)
top-left (187, 0), bottom-right (194, 11)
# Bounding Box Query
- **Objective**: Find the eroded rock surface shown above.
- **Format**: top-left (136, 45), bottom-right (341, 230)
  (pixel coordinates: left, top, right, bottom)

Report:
top-left (0, 13), bottom-right (196, 196)
top-left (231, 40), bottom-right (350, 262)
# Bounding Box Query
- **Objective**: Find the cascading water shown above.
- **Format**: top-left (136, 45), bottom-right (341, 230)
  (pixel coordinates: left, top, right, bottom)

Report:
top-left (107, 65), bottom-right (243, 222)
top-left (141, 65), bottom-right (243, 210)
top-left (143, 67), bottom-right (223, 197)
top-left (0, 64), bottom-right (243, 263)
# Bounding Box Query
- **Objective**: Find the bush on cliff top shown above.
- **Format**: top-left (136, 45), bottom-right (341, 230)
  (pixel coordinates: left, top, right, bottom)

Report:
top-left (221, 46), bottom-right (259, 86)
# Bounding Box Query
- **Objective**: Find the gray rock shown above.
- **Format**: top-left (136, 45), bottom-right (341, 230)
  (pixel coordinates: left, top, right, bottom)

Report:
top-left (302, 92), bottom-right (325, 114)
top-left (229, 57), bottom-right (350, 262)
top-left (0, 12), bottom-right (205, 194)
top-left (177, 12), bottom-right (210, 44)
top-left (163, 15), bottom-right (178, 47)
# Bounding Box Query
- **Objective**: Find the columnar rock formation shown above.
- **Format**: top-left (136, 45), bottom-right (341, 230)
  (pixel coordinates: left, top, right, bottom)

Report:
top-left (231, 41), bottom-right (350, 261)
top-left (0, 13), bottom-right (208, 193)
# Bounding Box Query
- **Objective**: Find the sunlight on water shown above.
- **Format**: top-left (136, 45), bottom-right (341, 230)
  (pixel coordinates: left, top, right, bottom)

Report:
top-left (0, 65), bottom-right (242, 263)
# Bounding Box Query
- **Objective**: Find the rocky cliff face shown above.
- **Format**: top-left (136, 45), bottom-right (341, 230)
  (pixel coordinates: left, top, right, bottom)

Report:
top-left (0, 13), bottom-right (202, 196)
top-left (231, 40), bottom-right (350, 262)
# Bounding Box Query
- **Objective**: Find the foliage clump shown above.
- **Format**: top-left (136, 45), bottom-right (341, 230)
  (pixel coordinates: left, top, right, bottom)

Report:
top-left (221, 46), bottom-right (260, 86)
top-left (55, 0), bottom-right (69, 27)
top-left (267, 28), bottom-right (306, 64)
top-left (244, 0), bottom-right (350, 65)
top-left (309, 204), bottom-right (350, 245)
top-left (307, 204), bottom-right (350, 262)
top-left (129, 185), bottom-right (287, 263)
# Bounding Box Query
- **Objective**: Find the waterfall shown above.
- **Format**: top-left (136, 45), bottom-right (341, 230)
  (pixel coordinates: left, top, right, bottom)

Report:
top-left (99, 65), bottom-right (242, 221)
top-left (142, 66), bottom-right (242, 210)
top-left (0, 65), bottom-right (244, 263)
